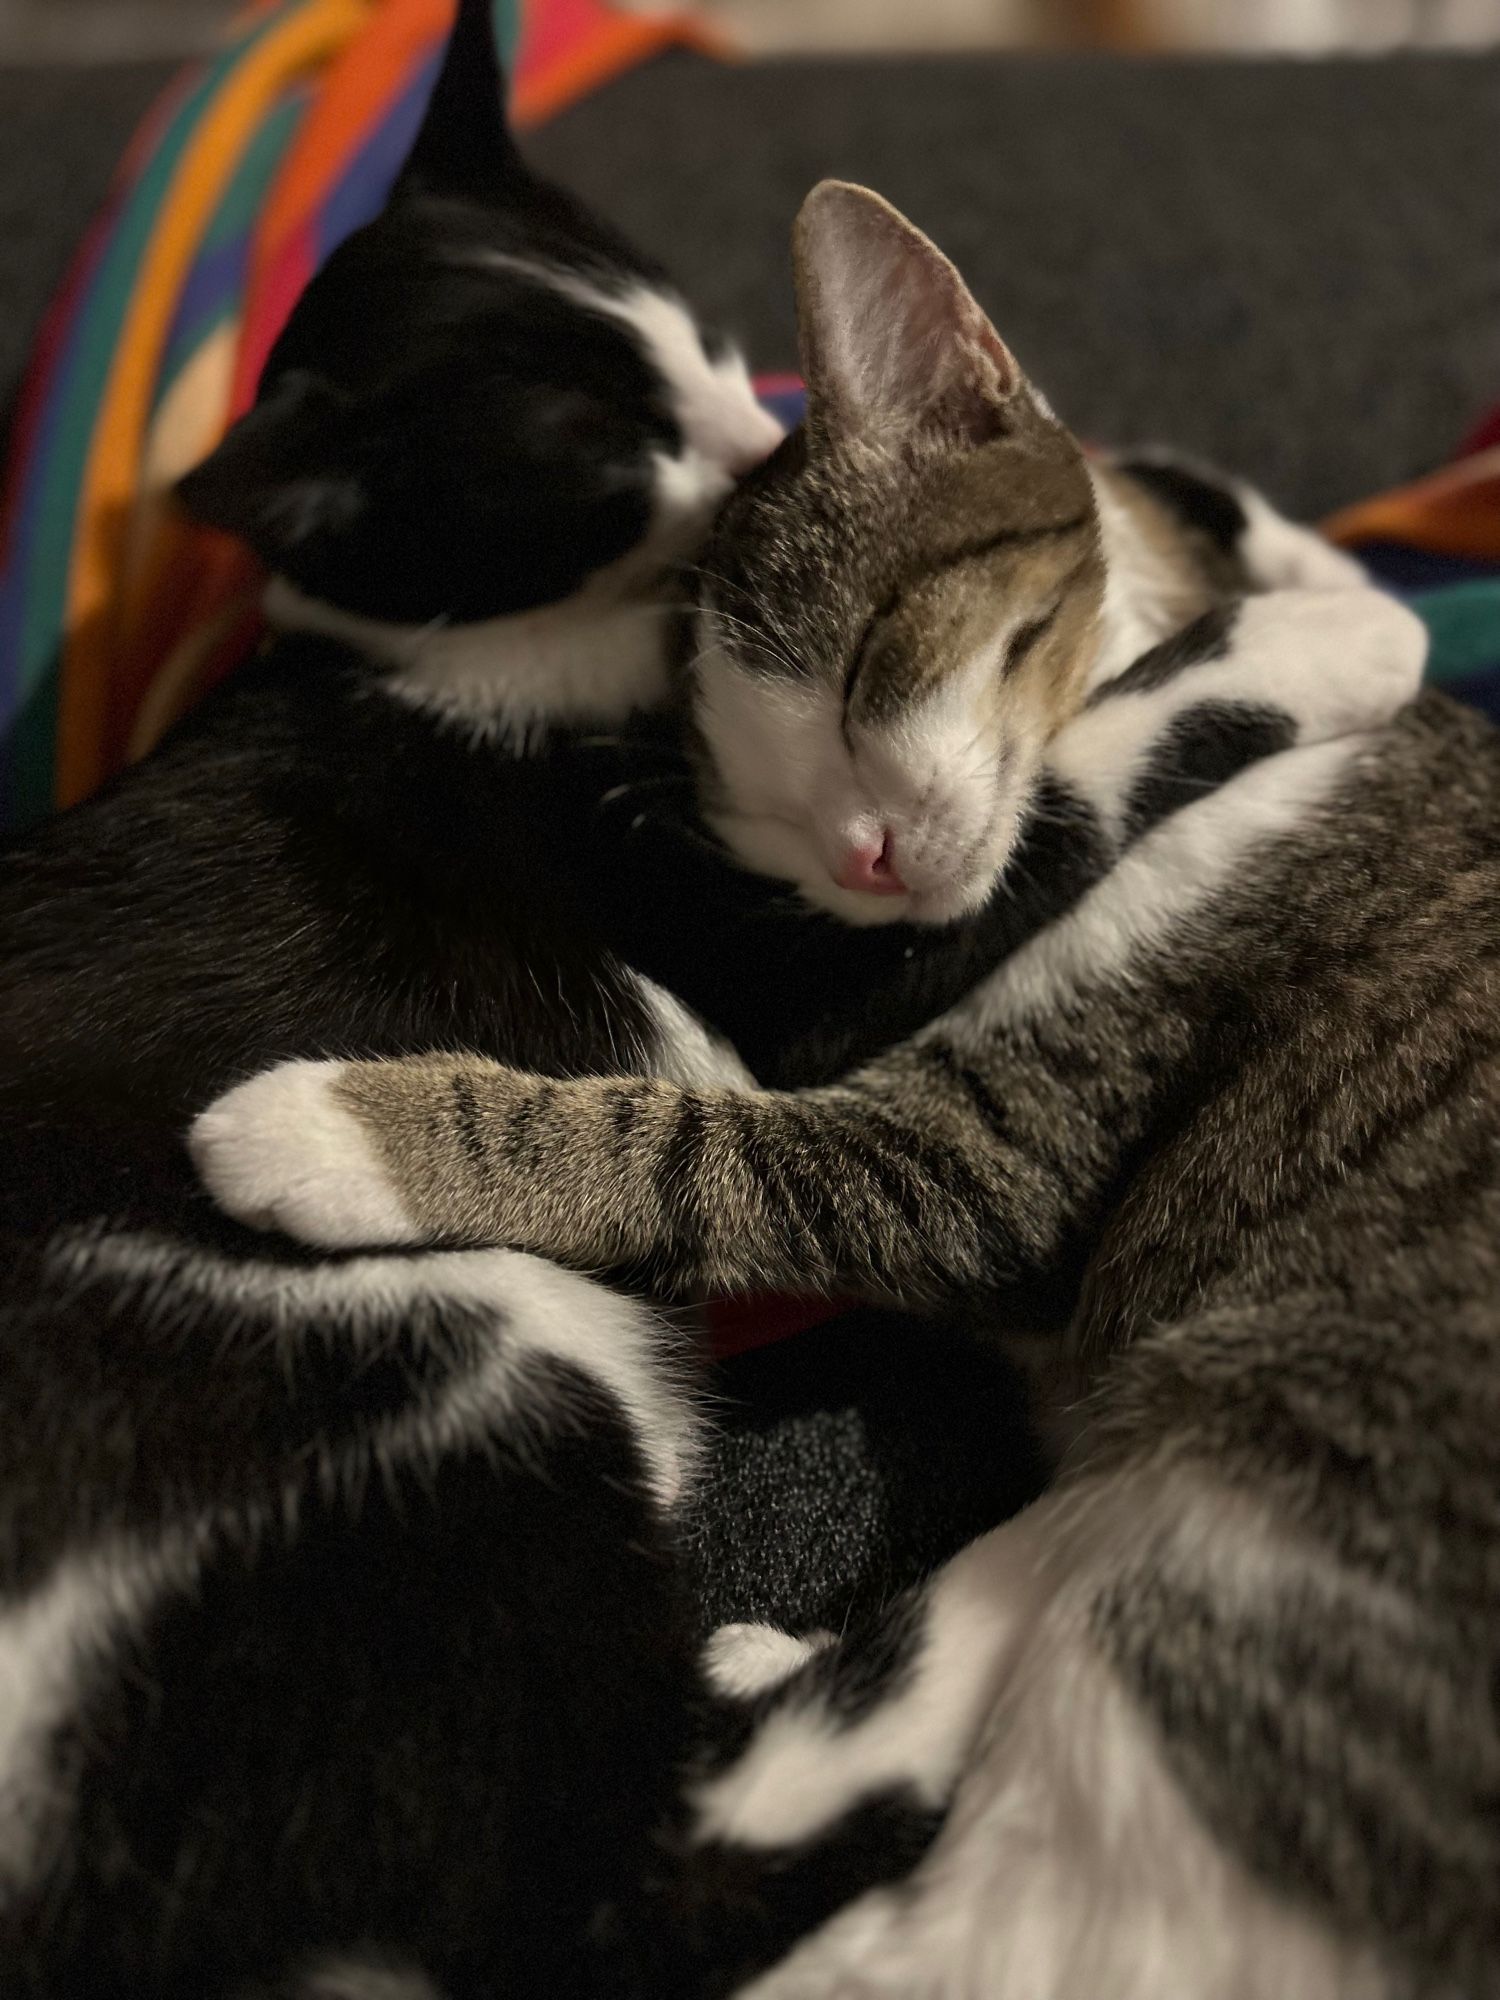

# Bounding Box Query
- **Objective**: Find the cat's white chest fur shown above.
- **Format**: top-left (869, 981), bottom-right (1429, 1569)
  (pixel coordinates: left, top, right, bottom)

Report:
top-left (264, 574), bottom-right (671, 745)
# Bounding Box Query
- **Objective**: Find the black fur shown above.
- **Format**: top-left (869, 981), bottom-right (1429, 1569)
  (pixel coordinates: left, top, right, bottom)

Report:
top-left (815, 1590), bottom-right (929, 1729)
top-left (1083, 600), bottom-right (1236, 706)
top-left (1113, 456), bottom-right (1251, 556)
top-left (0, 627), bottom-right (1312, 1995)
top-left (1121, 701), bottom-right (1295, 843)
top-left (178, 0), bottom-right (681, 623)
top-left (0, 12), bottom-right (1019, 1985)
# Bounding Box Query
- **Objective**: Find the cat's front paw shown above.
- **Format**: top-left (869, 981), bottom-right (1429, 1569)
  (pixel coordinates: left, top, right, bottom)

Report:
top-left (1236, 587), bottom-right (1427, 742)
top-left (189, 1059), bottom-right (422, 1249)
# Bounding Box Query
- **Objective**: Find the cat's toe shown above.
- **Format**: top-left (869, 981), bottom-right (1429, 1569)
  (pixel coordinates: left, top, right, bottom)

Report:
top-left (188, 1059), bottom-right (421, 1248)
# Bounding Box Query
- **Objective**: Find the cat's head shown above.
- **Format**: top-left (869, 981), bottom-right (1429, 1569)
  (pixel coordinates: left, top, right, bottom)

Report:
top-left (687, 181), bottom-right (1105, 927)
top-left (178, 0), bottom-right (781, 627)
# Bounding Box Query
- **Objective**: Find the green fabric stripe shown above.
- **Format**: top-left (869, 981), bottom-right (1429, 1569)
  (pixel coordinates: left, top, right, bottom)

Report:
top-left (494, 0), bottom-right (522, 65)
top-left (1413, 578), bottom-right (1500, 684)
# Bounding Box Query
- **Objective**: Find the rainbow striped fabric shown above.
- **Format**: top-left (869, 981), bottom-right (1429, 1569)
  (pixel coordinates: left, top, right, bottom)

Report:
top-left (0, 0), bottom-right (716, 836)
top-left (1324, 413), bottom-right (1500, 726)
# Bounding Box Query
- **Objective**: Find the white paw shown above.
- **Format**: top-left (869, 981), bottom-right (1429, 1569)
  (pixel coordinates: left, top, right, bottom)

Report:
top-left (1233, 587), bottom-right (1427, 742)
top-left (189, 1060), bottom-right (421, 1249)
top-left (701, 1623), bottom-right (836, 1702)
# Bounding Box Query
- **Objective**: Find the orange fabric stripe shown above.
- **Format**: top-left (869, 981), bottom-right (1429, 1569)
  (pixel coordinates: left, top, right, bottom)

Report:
top-left (1323, 449), bottom-right (1500, 563)
top-left (512, 11), bottom-right (731, 126)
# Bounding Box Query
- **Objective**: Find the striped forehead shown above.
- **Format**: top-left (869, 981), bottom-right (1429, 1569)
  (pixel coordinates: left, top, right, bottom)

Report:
top-left (846, 510), bottom-right (1100, 724)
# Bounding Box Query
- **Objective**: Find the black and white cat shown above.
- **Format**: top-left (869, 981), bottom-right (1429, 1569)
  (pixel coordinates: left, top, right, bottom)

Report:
top-left (0, 12), bottom-right (1419, 1996)
top-left (0, 12), bottom-right (796, 1996)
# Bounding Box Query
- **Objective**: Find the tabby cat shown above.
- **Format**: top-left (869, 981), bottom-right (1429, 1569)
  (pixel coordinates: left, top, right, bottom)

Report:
top-left (195, 185), bottom-right (1493, 2000)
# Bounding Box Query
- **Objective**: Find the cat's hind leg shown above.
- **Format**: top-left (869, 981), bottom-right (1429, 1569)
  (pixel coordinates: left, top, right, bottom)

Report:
top-left (710, 1468), bottom-right (1392, 2000)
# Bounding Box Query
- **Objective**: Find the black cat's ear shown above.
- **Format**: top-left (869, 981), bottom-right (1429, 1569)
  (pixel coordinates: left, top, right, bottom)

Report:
top-left (793, 180), bottom-right (1023, 452)
top-left (393, 0), bottom-right (527, 203)
top-left (176, 371), bottom-right (365, 562)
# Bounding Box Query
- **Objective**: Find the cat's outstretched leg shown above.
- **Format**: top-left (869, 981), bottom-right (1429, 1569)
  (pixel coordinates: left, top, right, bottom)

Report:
top-left (190, 585), bottom-right (1425, 1289)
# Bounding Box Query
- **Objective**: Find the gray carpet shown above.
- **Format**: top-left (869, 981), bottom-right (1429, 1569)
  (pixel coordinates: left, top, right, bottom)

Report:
top-left (530, 49), bottom-right (1500, 520)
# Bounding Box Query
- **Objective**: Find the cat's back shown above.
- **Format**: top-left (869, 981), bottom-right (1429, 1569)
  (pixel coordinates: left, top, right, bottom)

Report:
top-left (1084, 689), bottom-right (1500, 1341)
top-left (0, 638), bottom-right (652, 1188)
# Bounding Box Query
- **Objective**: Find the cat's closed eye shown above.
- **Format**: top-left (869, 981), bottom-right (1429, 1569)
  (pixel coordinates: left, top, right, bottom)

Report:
top-left (688, 183), bottom-right (1107, 930)
top-left (1004, 603), bottom-right (1065, 677)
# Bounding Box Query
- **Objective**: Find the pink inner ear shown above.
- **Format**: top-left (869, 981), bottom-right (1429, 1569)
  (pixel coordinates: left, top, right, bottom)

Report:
top-left (799, 184), bottom-right (1021, 447)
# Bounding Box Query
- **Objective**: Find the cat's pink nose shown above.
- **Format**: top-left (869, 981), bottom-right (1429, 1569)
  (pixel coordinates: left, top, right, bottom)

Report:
top-left (835, 833), bottom-right (907, 896)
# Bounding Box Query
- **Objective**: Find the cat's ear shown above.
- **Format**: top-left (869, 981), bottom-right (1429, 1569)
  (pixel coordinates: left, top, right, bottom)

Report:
top-left (393, 0), bottom-right (527, 204)
top-left (793, 180), bottom-right (1023, 451)
top-left (176, 372), bottom-right (366, 564)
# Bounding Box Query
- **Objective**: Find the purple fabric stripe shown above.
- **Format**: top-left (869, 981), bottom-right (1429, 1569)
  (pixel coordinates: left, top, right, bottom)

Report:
top-left (314, 59), bottom-right (438, 266)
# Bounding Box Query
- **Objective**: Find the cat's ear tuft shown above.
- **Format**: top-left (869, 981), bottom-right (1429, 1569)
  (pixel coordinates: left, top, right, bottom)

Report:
top-left (393, 0), bottom-right (528, 204)
top-left (793, 180), bottom-right (1022, 451)
top-left (176, 371), bottom-right (366, 563)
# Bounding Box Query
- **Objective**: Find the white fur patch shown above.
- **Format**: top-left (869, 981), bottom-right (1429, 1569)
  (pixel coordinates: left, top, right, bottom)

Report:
top-left (734, 1648), bottom-right (1378, 2000)
top-left (696, 1529), bottom-right (1032, 1851)
top-left (943, 732), bottom-right (1372, 1039)
top-left (694, 609), bottom-right (1044, 928)
top-left (1087, 467), bottom-right (1208, 691)
top-left (583, 280), bottom-right (784, 490)
top-left (472, 256), bottom-right (782, 543)
top-left (632, 975), bottom-right (758, 1090)
top-left (265, 574), bottom-right (672, 748)
top-left (1101, 447), bottom-right (1368, 597)
top-left (291, 1961), bottom-right (443, 2000)
top-left (725, 1474), bottom-right (1384, 2000)
top-left (61, 1231), bottom-right (699, 1512)
top-left (1234, 484), bottom-right (1369, 592)
top-left (291, 1959), bottom-right (444, 2000)
top-left (692, 652), bottom-right (889, 920)
top-left (0, 1538), bottom-right (200, 1893)
top-left (1054, 587), bottom-right (1427, 845)
top-left (189, 1059), bottom-right (421, 1251)
top-left (701, 1624), bottom-right (836, 1703)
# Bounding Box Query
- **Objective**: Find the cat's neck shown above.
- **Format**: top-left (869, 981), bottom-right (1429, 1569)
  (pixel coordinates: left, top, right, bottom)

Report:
top-left (264, 575), bottom-right (672, 748)
top-left (1086, 464), bottom-right (1222, 691)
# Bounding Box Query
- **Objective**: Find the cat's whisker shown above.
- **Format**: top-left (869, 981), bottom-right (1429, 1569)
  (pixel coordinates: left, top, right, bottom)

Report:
top-left (597, 774), bottom-right (696, 809)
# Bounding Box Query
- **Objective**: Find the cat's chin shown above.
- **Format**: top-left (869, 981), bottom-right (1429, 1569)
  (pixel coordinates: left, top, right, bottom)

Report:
top-left (801, 874), bottom-right (998, 928)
